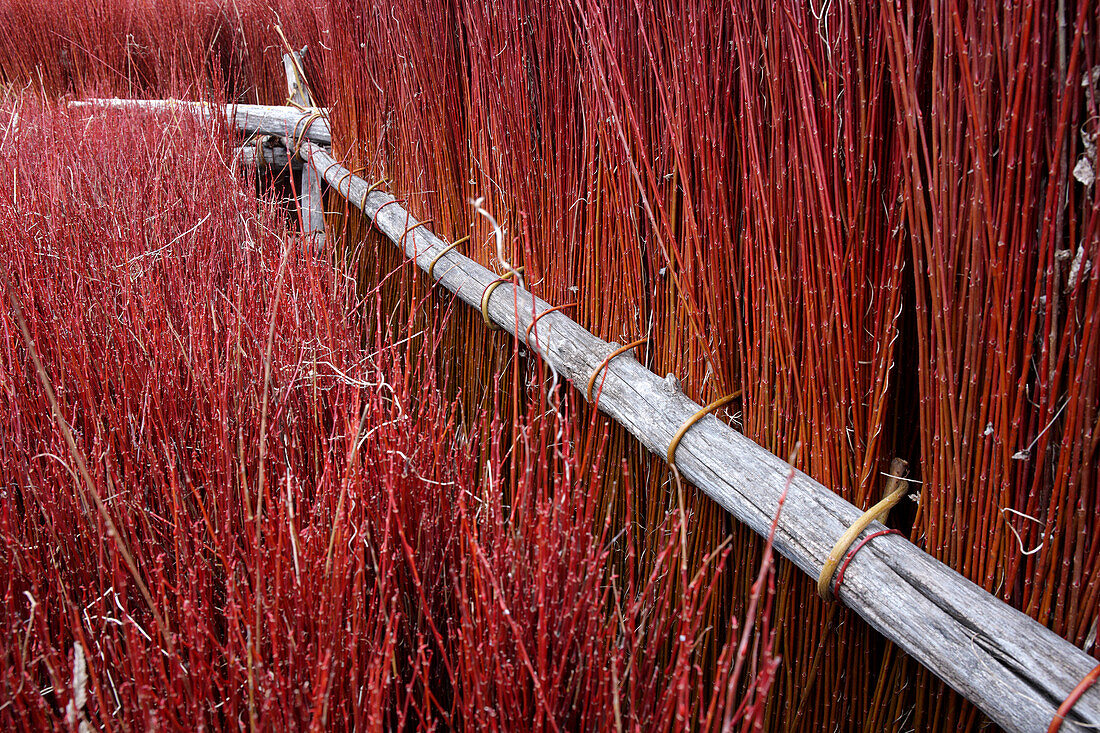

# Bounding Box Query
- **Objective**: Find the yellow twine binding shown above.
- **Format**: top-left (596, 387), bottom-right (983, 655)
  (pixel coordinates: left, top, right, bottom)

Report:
top-left (426, 236), bottom-right (470, 283)
top-left (480, 268), bottom-right (524, 329)
top-left (666, 392), bottom-right (742, 470)
top-left (817, 458), bottom-right (909, 599)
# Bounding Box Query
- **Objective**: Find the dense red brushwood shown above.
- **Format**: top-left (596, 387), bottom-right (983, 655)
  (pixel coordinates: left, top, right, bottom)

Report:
top-left (317, 2), bottom-right (744, 695)
top-left (0, 102), bottom-right (778, 729)
top-left (314, 0), bottom-right (906, 727)
top-left (0, 0), bottom-right (328, 102)
top-left (18, 0), bottom-right (1099, 728)
top-left (310, 0), bottom-right (1100, 729)
top-left (883, 1), bottom-right (1100, 726)
top-left (723, 5), bottom-right (916, 727)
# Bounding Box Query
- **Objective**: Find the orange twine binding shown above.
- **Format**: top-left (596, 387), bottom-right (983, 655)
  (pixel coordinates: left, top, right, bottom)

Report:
top-left (830, 529), bottom-right (902, 597)
top-left (525, 302), bottom-right (576, 348)
top-left (291, 110), bottom-right (327, 154)
top-left (666, 392), bottom-right (742, 472)
top-left (586, 338), bottom-right (648, 403)
top-left (426, 235), bottom-right (470, 283)
top-left (400, 219), bottom-right (433, 257)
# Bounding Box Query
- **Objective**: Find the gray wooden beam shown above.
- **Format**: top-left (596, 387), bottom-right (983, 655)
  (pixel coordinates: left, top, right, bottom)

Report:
top-left (280, 54), bottom-right (326, 255)
top-left (70, 99), bottom-right (331, 145)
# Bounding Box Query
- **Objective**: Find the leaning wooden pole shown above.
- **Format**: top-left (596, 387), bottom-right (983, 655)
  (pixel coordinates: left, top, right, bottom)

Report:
top-left (280, 52), bottom-right (327, 255)
top-left (69, 99), bottom-right (332, 144)
top-left (296, 139), bottom-right (1099, 733)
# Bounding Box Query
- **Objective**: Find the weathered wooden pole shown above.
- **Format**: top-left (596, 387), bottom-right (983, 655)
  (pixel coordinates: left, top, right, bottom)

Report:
top-left (281, 50), bottom-right (326, 255)
top-left (69, 99), bottom-right (332, 145)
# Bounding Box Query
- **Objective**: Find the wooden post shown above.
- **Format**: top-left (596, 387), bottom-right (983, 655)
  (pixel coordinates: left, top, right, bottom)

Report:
top-left (282, 51), bottom-right (326, 255)
top-left (297, 148), bottom-right (326, 255)
top-left (281, 48), bottom-right (314, 108)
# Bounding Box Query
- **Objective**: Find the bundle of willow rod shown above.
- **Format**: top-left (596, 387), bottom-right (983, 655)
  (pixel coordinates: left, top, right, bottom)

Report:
top-left (280, 135), bottom-right (1098, 731)
top-left (311, 0), bottom-right (1099, 729)
top-left (12, 0), bottom-right (1095, 728)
